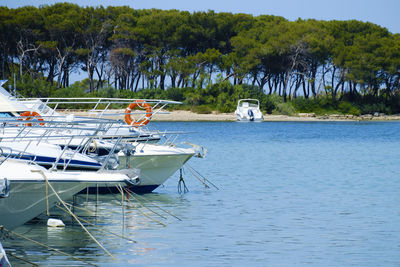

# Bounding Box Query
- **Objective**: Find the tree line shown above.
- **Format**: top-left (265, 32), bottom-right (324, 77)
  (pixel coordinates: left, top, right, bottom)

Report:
top-left (0, 3), bottom-right (400, 112)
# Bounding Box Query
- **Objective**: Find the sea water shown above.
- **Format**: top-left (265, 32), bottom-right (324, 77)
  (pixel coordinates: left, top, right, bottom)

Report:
top-left (5, 121), bottom-right (400, 266)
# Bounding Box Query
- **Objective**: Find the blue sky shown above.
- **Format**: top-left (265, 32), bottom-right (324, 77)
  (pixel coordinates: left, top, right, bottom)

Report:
top-left (2, 0), bottom-right (400, 34)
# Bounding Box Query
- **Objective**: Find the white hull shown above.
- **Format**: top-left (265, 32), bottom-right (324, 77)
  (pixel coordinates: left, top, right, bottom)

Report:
top-left (236, 116), bottom-right (263, 122)
top-left (119, 153), bottom-right (193, 186)
top-left (0, 179), bottom-right (87, 230)
top-left (118, 144), bottom-right (195, 190)
top-left (0, 159), bottom-right (132, 230)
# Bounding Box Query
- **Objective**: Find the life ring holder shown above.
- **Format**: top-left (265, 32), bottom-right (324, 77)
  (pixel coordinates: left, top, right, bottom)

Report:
top-left (124, 100), bottom-right (152, 127)
top-left (19, 111), bottom-right (45, 126)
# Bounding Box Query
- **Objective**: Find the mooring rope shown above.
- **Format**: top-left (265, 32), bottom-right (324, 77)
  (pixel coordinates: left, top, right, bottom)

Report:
top-left (124, 188), bottom-right (167, 220)
top-left (119, 184), bottom-right (125, 229)
top-left (96, 184), bottom-right (167, 227)
top-left (45, 177), bottom-right (50, 216)
top-left (124, 188), bottom-right (182, 221)
top-left (63, 201), bottom-right (95, 214)
top-left (186, 163), bottom-right (219, 190)
top-left (115, 186), bottom-right (166, 227)
top-left (56, 204), bottom-right (137, 243)
top-left (7, 252), bottom-right (38, 266)
top-left (130, 203), bottom-right (166, 227)
top-left (31, 170), bottom-right (114, 259)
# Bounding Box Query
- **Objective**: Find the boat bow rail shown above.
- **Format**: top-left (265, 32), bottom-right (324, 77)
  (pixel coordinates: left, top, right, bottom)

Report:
top-left (0, 120), bottom-right (130, 171)
top-left (20, 97), bottom-right (181, 122)
top-left (18, 97), bottom-right (184, 143)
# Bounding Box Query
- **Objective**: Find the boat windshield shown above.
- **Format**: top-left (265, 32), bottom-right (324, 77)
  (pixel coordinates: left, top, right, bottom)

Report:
top-left (240, 101), bottom-right (259, 108)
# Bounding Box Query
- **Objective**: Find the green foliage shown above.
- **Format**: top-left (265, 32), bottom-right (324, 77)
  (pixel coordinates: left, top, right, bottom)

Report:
top-left (12, 74), bottom-right (56, 97)
top-left (337, 102), bottom-right (360, 116)
top-left (2, 4), bottom-right (400, 116)
top-left (359, 103), bottom-right (390, 115)
top-left (291, 96), bottom-right (362, 115)
top-left (292, 97), bottom-right (321, 113)
top-left (183, 88), bottom-right (202, 106)
top-left (51, 84), bottom-right (86, 98)
top-left (259, 94), bottom-right (283, 114)
top-left (134, 88), bottom-right (168, 100)
top-left (165, 87), bottom-right (185, 101)
top-left (192, 105), bottom-right (213, 114)
top-left (216, 92), bottom-right (236, 112)
top-left (292, 96), bottom-right (344, 115)
top-left (273, 102), bottom-right (296, 116)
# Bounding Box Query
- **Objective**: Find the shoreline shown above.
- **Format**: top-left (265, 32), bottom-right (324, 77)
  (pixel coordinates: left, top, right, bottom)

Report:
top-left (62, 110), bottom-right (400, 122)
top-left (151, 111), bottom-right (400, 122)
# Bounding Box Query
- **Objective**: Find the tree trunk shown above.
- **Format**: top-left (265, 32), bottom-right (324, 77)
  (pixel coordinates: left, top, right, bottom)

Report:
top-left (160, 73), bottom-right (166, 90)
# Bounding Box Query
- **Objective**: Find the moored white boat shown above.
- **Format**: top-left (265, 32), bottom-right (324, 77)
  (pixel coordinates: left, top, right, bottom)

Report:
top-left (235, 99), bottom-right (264, 122)
top-left (0, 81), bottom-right (204, 193)
top-left (0, 158), bottom-right (137, 231)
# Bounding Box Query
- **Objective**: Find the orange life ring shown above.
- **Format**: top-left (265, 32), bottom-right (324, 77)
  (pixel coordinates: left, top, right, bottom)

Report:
top-left (19, 111), bottom-right (45, 126)
top-left (124, 100), bottom-right (152, 126)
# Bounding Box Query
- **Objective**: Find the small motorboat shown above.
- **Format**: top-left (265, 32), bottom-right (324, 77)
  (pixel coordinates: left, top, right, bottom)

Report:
top-left (235, 99), bottom-right (263, 122)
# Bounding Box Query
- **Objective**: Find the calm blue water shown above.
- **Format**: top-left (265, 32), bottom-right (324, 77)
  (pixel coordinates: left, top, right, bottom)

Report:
top-left (5, 121), bottom-right (400, 266)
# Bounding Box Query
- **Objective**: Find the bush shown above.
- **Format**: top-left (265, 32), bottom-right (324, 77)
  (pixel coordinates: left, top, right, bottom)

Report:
top-left (135, 88), bottom-right (167, 100)
top-left (274, 102), bottom-right (296, 116)
top-left (359, 103), bottom-right (388, 115)
top-left (291, 97), bottom-right (317, 113)
top-left (12, 74), bottom-right (56, 97)
top-left (260, 94), bottom-right (283, 114)
top-left (94, 86), bottom-right (118, 98)
top-left (216, 92), bottom-right (236, 112)
top-left (338, 102), bottom-right (360, 116)
top-left (115, 89), bottom-right (136, 99)
top-left (192, 105), bottom-right (213, 114)
top-left (165, 87), bottom-right (185, 101)
top-left (183, 89), bottom-right (203, 106)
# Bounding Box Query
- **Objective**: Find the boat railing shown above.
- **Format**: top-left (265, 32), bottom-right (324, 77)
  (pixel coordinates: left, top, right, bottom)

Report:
top-left (0, 118), bottom-right (153, 145)
top-left (18, 97), bottom-right (183, 145)
top-left (20, 97), bottom-right (180, 123)
top-left (0, 134), bottom-right (115, 172)
top-left (0, 118), bottom-right (129, 171)
top-left (8, 95), bottom-right (192, 146)
top-left (0, 146), bottom-right (13, 165)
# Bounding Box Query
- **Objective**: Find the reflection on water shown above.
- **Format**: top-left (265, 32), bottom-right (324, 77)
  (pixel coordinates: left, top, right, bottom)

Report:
top-left (3, 121), bottom-right (400, 266)
top-left (5, 192), bottom-right (187, 266)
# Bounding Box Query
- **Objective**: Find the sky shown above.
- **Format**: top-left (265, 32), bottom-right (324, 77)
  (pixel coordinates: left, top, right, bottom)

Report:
top-left (2, 0), bottom-right (400, 34)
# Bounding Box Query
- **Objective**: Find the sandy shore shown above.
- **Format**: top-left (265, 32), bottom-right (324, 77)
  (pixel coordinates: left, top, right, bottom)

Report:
top-left (63, 109), bottom-right (400, 122)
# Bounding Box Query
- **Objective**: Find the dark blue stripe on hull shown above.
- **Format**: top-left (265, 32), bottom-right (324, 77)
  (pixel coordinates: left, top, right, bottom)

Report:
top-left (78, 184), bottom-right (159, 194)
top-left (12, 155), bottom-right (102, 170)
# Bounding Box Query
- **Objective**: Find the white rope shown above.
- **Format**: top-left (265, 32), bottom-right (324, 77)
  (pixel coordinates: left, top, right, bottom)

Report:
top-left (31, 170), bottom-right (115, 259)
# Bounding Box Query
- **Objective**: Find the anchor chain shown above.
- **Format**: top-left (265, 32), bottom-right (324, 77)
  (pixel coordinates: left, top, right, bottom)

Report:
top-left (178, 168), bottom-right (188, 193)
